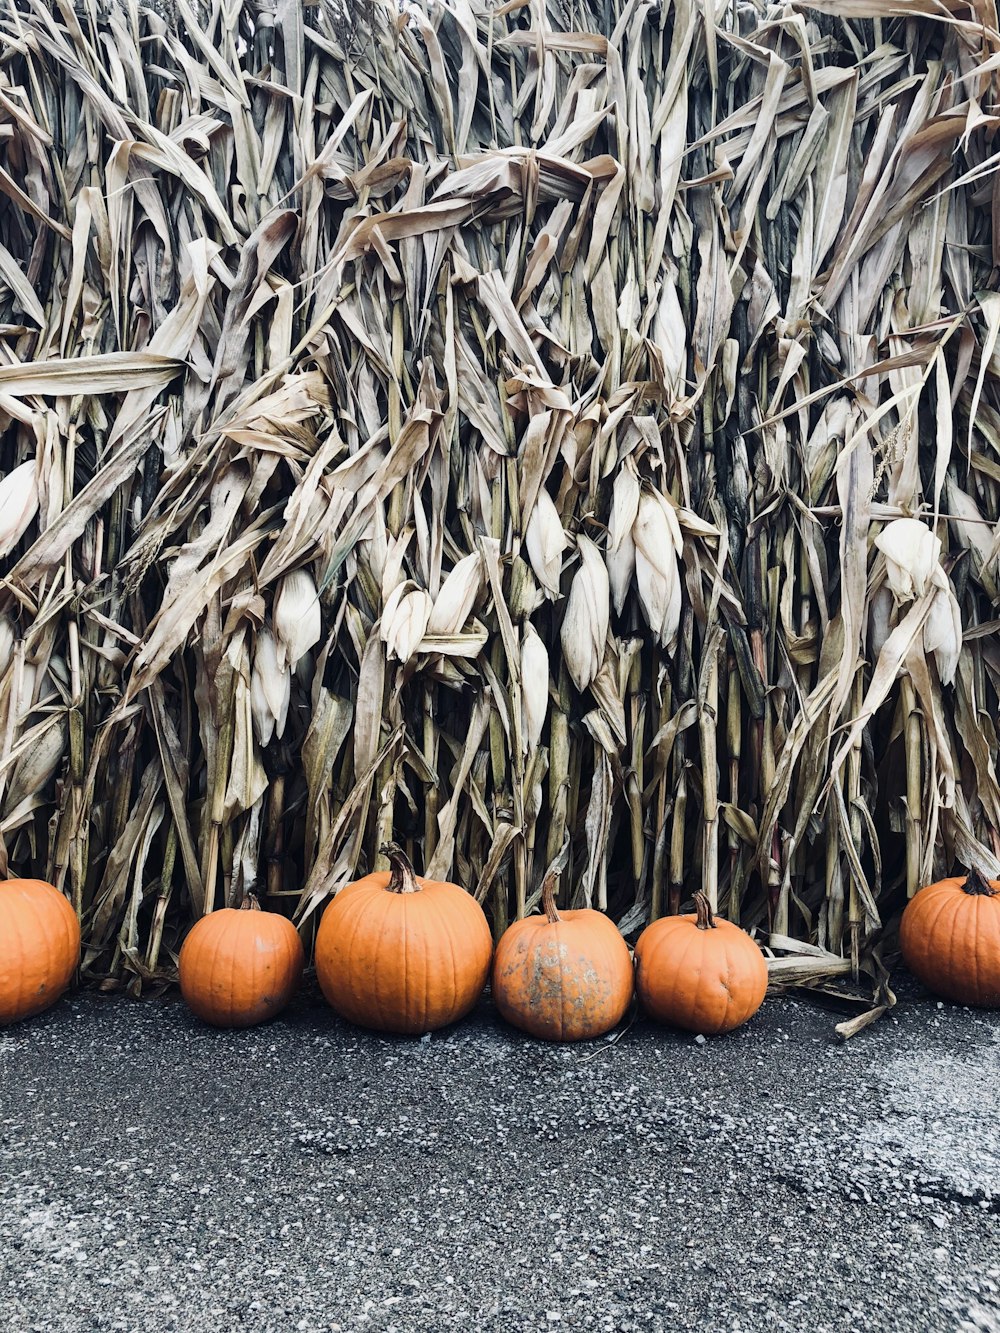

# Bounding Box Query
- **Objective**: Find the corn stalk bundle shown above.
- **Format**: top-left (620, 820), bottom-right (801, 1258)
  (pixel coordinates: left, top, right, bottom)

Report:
top-left (0, 0), bottom-right (998, 994)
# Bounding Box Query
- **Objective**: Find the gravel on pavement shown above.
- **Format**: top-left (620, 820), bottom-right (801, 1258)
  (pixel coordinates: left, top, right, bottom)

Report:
top-left (1, 984), bottom-right (998, 1333)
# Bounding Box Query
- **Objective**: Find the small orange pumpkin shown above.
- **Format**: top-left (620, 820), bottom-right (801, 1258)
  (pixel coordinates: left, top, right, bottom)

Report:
top-left (492, 874), bottom-right (633, 1041)
top-left (315, 843), bottom-right (493, 1035)
top-left (635, 892), bottom-right (767, 1035)
top-left (179, 894), bottom-right (304, 1028)
top-left (899, 866), bottom-right (1000, 1007)
top-left (0, 878), bottom-right (80, 1025)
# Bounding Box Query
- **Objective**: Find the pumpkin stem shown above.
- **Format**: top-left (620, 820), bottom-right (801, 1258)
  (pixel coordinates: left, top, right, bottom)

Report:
top-left (962, 866), bottom-right (998, 897)
top-left (240, 892), bottom-right (261, 912)
top-left (380, 842), bottom-right (421, 894)
top-left (693, 892), bottom-right (716, 930)
top-left (541, 873), bottom-right (561, 924)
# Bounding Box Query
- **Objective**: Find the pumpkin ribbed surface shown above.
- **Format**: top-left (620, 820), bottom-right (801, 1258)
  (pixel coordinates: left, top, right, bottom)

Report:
top-left (899, 870), bottom-right (1000, 1008)
top-left (0, 879), bottom-right (80, 1025)
top-left (315, 846), bottom-right (492, 1035)
top-left (635, 895), bottom-right (767, 1035)
top-left (179, 900), bottom-right (304, 1028)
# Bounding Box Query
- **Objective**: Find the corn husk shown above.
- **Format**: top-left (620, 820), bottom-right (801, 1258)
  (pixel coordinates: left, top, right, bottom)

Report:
top-left (607, 464), bottom-right (640, 615)
top-left (520, 623), bottom-right (550, 755)
top-left (250, 627), bottom-right (291, 745)
top-left (525, 490), bottom-right (567, 599)
top-left (426, 553), bottom-right (483, 636)
top-left (273, 570), bottom-right (322, 672)
top-left (923, 569), bottom-right (963, 686)
top-left (875, 519), bottom-right (942, 602)
top-left (561, 536), bottom-right (610, 692)
top-left (380, 584), bottom-right (433, 664)
top-left (0, 619), bottom-right (14, 678)
top-left (633, 491), bottom-right (684, 651)
top-left (0, 460), bottom-right (39, 558)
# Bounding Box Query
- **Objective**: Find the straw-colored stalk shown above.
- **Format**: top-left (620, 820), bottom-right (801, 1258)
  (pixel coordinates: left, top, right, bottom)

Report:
top-left (0, 0), bottom-right (994, 1002)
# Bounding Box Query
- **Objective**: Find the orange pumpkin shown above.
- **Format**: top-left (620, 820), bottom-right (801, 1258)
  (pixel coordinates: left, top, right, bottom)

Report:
top-left (179, 894), bottom-right (303, 1028)
top-left (315, 843), bottom-right (492, 1035)
top-left (634, 892), bottom-right (767, 1035)
top-left (491, 874), bottom-right (633, 1041)
top-left (899, 866), bottom-right (1000, 1007)
top-left (0, 878), bottom-right (80, 1025)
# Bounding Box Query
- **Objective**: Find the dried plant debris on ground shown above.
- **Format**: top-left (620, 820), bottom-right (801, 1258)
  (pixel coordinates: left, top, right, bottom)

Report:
top-left (0, 0), bottom-right (998, 994)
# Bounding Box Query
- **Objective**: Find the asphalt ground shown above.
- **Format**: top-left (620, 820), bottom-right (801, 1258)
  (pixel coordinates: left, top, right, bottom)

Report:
top-left (1, 982), bottom-right (998, 1333)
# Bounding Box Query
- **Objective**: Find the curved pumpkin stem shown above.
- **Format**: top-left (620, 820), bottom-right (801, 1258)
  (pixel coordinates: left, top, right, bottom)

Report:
top-left (962, 866), bottom-right (998, 897)
top-left (693, 892), bottom-right (716, 930)
top-left (240, 893), bottom-right (261, 912)
top-left (380, 842), bottom-right (421, 894)
top-left (541, 873), bottom-right (561, 924)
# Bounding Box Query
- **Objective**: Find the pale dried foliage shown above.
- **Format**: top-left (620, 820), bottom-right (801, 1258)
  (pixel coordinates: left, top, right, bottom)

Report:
top-left (0, 0), bottom-right (998, 1004)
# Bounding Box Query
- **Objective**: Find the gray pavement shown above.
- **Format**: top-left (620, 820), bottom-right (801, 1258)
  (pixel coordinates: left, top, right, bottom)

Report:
top-left (0, 984), bottom-right (998, 1333)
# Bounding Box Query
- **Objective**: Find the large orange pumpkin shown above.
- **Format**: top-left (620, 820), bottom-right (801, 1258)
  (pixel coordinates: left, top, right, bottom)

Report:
top-left (0, 878), bottom-right (80, 1025)
top-left (634, 893), bottom-right (767, 1035)
top-left (179, 894), bottom-right (304, 1028)
top-left (899, 866), bottom-right (1000, 1007)
top-left (491, 875), bottom-right (633, 1041)
top-left (315, 843), bottom-right (492, 1034)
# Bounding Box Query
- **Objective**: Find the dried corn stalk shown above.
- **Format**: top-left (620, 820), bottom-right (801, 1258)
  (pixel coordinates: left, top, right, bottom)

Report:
top-left (0, 0), bottom-right (997, 996)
